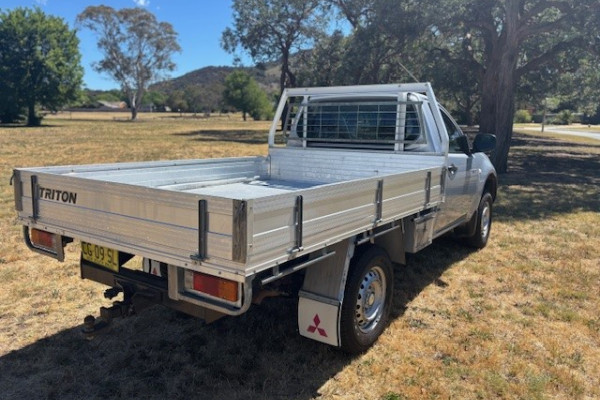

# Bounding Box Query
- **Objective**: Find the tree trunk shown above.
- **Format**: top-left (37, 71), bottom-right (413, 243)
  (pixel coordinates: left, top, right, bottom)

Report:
top-left (490, 62), bottom-right (517, 173)
top-left (280, 50), bottom-right (289, 96)
top-left (478, 5), bottom-right (520, 174)
top-left (279, 50), bottom-right (291, 130)
top-left (479, 59), bottom-right (517, 173)
top-left (129, 87), bottom-right (144, 121)
top-left (27, 101), bottom-right (38, 126)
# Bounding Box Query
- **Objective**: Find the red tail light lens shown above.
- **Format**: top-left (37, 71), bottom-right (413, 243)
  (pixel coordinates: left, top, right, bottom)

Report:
top-left (30, 229), bottom-right (59, 250)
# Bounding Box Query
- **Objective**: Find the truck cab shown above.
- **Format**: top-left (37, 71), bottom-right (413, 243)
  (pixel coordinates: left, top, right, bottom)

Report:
top-left (276, 88), bottom-right (497, 245)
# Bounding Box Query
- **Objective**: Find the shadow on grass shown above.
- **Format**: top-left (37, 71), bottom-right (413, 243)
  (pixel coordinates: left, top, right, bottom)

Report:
top-left (495, 133), bottom-right (600, 221)
top-left (0, 237), bottom-right (471, 400)
top-left (174, 129), bottom-right (269, 145)
top-left (0, 123), bottom-right (62, 129)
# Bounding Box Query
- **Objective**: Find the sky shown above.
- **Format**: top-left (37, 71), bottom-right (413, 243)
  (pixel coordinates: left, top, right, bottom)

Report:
top-left (1, 0), bottom-right (245, 90)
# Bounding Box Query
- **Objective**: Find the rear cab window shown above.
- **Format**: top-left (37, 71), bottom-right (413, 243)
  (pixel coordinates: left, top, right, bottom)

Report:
top-left (286, 96), bottom-right (429, 151)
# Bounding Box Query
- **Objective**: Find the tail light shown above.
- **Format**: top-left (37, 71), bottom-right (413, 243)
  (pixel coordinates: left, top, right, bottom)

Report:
top-left (31, 229), bottom-right (60, 250)
top-left (184, 270), bottom-right (239, 304)
top-left (24, 227), bottom-right (67, 261)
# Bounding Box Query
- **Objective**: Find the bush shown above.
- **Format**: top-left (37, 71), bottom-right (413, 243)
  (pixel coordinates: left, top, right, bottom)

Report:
top-left (582, 106), bottom-right (600, 125)
top-left (250, 97), bottom-right (274, 121)
top-left (555, 110), bottom-right (574, 125)
top-left (514, 109), bottom-right (532, 123)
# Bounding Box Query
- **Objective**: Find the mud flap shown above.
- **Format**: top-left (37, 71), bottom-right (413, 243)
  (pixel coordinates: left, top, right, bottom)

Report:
top-left (298, 293), bottom-right (341, 347)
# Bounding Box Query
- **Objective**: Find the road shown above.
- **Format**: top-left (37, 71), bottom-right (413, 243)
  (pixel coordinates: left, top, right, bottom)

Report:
top-left (522, 125), bottom-right (600, 141)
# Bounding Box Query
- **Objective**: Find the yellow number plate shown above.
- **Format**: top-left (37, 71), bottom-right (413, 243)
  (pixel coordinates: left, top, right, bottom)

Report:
top-left (81, 242), bottom-right (120, 272)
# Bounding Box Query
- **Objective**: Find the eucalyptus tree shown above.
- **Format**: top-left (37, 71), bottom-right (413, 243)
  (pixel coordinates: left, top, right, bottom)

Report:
top-left (0, 7), bottom-right (82, 125)
top-left (424, 0), bottom-right (600, 172)
top-left (77, 6), bottom-right (180, 120)
top-left (223, 71), bottom-right (272, 121)
top-left (312, 0), bottom-right (600, 171)
top-left (299, 0), bottom-right (423, 86)
top-left (222, 0), bottom-right (327, 95)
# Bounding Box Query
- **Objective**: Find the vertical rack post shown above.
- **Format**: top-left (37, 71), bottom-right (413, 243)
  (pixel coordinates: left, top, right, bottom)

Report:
top-left (191, 199), bottom-right (207, 261)
top-left (293, 195), bottom-right (304, 252)
top-left (31, 175), bottom-right (39, 222)
top-left (375, 179), bottom-right (384, 224)
top-left (425, 171), bottom-right (432, 206)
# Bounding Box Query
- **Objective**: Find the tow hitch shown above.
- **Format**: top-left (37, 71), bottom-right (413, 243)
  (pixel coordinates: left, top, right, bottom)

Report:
top-left (82, 283), bottom-right (161, 339)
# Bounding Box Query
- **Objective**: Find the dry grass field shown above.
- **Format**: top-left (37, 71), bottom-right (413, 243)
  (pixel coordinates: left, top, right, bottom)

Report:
top-left (0, 113), bottom-right (599, 400)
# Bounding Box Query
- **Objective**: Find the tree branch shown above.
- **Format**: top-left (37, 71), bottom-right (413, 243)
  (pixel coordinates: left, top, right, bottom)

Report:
top-left (516, 37), bottom-right (586, 78)
top-left (517, 15), bottom-right (570, 42)
top-left (433, 46), bottom-right (485, 77)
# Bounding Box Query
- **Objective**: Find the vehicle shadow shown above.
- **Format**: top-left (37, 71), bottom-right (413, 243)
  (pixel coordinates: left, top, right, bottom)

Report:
top-left (0, 237), bottom-right (471, 400)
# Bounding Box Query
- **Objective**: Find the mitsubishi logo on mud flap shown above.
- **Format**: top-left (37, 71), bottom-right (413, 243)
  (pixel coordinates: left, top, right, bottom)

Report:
top-left (307, 314), bottom-right (328, 337)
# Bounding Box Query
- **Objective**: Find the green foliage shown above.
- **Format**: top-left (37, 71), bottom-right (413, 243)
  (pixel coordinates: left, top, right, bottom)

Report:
top-left (298, 1), bottom-right (424, 87)
top-left (293, 0), bottom-right (600, 172)
top-left (144, 91), bottom-right (167, 109)
top-left (514, 110), bottom-right (533, 124)
top-left (583, 105), bottom-right (600, 125)
top-left (0, 7), bottom-right (83, 125)
top-left (222, 0), bottom-right (326, 94)
top-left (249, 93), bottom-right (274, 121)
top-left (183, 87), bottom-right (204, 114)
top-left (554, 110), bottom-right (575, 125)
top-left (166, 91), bottom-right (187, 113)
top-left (223, 71), bottom-right (273, 121)
top-left (95, 90), bottom-right (125, 103)
top-left (77, 6), bottom-right (180, 120)
top-left (297, 30), bottom-right (349, 87)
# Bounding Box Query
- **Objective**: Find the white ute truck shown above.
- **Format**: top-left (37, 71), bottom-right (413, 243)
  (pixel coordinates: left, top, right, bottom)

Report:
top-left (12, 83), bottom-right (497, 353)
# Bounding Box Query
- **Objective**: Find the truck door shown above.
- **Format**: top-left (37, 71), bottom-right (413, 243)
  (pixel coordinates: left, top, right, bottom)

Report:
top-left (434, 108), bottom-right (476, 234)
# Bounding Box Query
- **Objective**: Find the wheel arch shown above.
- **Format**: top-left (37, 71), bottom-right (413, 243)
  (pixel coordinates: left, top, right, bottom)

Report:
top-left (484, 173), bottom-right (497, 201)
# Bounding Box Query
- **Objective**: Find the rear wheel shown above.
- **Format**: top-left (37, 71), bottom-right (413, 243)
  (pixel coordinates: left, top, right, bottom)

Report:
top-left (465, 192), bottom-right (493, 249)
top-left (340, 246), bottom-right (393, 354)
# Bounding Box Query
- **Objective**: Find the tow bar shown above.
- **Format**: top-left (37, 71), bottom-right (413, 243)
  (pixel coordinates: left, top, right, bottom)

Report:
top-left (82, 283), bottom-right (161, 339)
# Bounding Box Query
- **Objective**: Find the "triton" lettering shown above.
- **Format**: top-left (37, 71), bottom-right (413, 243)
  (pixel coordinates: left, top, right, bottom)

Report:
top-left (38, 186), bottom-right (78, 204)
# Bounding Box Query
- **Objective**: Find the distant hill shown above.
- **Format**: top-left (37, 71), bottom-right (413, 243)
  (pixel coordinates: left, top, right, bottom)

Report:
top-left (149, 64), bottom-right (280, 111)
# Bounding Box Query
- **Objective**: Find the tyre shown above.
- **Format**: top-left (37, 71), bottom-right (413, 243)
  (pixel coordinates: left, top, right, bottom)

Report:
top-left (465, 192), bottom-right (493, 249)
top-left (340, 246), bottom-right (393, 354)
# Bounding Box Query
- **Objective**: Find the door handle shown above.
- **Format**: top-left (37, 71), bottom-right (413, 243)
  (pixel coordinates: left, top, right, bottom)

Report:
top-left (448, 164), bottom-right (458, 174)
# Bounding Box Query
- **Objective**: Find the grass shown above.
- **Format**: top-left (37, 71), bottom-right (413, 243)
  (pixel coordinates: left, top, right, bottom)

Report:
top-left (1, 113), bottom-right (599, 399)
top-left (513, 123), bottom-right (600, 133)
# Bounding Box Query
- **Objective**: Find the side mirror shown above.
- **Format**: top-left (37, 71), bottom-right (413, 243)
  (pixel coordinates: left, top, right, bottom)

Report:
top-left (473, 133), bottom-right (496, 153)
